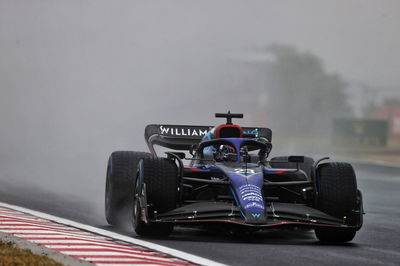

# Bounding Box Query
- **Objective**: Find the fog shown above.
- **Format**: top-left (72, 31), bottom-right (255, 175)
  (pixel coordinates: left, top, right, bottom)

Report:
top-left (0, 0), bottom-right (399, 224)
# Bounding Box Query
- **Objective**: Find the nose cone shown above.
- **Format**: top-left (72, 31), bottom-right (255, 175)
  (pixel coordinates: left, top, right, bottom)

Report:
top-left (225, 167), bottom-right (267, 224)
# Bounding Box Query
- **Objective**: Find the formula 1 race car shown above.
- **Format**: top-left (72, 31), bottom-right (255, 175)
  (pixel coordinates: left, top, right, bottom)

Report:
top-left (105, 112), bottom-right (363, 242)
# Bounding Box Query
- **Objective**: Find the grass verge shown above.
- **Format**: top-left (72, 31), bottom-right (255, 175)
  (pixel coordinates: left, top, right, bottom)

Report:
top-left (0, 241), bottom-right (62, 266)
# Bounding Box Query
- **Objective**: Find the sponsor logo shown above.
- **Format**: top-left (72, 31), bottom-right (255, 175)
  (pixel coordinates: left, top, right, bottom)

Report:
top-left (251, 213), bottom-right (261, 218)
top-left (236, 184), bottom-right (265, 213)
top-left (234, 169), bottom-right (255, 175)
top-left (243, 129), bottom-right (259, 137)
top-left (159, 126), bottom-right (208, 137)
top-left (245, 202), bottom-right (264, 209)
top-left (239, 184), bottom-right (264, 207)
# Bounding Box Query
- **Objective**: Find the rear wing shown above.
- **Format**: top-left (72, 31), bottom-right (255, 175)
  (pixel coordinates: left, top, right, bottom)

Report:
top-left (145, 124), bottom-right (272, 154)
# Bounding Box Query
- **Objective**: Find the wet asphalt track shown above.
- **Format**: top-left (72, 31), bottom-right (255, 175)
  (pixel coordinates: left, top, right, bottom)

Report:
top-left (0, 162), bottom-right (399, 266)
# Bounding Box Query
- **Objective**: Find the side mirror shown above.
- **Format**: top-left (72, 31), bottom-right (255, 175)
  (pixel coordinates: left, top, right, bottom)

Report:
top-left (288, 156), bottom-right (304, 163)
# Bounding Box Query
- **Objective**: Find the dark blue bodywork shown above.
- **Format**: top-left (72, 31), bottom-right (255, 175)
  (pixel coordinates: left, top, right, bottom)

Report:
top-left (191, 138), bottom-right (282, 224)
top-left (136, 118), bottom-right (364, 234)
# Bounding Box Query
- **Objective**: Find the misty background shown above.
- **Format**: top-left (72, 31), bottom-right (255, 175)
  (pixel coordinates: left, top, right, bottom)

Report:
top-left (1, 0), bottom-right (399, 224)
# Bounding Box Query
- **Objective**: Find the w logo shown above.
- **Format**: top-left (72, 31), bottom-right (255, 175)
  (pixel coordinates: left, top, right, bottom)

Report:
top-left (251, 213), bottom-right (260, 218)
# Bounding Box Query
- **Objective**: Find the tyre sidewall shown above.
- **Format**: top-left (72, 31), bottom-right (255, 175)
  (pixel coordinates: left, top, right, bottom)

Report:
top-left (132, 157), bottom-right (177, 237)
top-left (105, 151), bottom-right (152, 226)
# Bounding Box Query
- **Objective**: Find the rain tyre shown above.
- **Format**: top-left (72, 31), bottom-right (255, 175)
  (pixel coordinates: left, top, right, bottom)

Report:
top-left (133, 157), bottom-right (178, 237)
top-left (315, 162), bottom-right (358, 243)
top-left (105, 151), bottom-right (153, 226)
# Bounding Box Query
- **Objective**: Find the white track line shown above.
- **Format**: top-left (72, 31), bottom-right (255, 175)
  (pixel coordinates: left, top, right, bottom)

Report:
top-left (0, 202), bottom-right (226, 266)
top-left (0, 208), bottom-right (194, 265)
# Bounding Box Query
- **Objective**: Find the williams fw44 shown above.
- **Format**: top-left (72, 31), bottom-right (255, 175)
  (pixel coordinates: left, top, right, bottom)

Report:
top-left (105, 112), bottom-right (363, 243)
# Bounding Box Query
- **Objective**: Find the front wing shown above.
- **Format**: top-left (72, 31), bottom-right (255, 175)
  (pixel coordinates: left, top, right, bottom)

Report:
top-left (151, 202), bottom-right (363, 230)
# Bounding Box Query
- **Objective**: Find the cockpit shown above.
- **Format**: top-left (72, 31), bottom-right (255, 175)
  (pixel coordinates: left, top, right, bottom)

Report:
top-left (195, 138), bottom-right (271, 165)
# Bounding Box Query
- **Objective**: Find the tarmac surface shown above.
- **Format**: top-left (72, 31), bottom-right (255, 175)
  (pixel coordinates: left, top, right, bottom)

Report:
top-left (0, 162), bottom-right (399, 266)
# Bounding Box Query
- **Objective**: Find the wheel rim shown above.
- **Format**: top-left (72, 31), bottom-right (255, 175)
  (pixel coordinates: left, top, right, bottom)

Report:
top-left (132, 177), bottom-right (141, 227)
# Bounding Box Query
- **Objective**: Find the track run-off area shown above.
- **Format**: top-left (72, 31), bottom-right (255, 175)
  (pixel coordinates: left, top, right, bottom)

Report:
top-left (0, 203), bottom-right (224, 265)
top-left (0, 162), bottom-right (399, 265)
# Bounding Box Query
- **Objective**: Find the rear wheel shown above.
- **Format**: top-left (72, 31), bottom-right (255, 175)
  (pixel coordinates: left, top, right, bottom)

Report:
top-left (133, 157), bottom-right (178, 237)
top-left (315, 162), bottom-right (358, 243)
top-left (105, 151), bottom-right (152, 226)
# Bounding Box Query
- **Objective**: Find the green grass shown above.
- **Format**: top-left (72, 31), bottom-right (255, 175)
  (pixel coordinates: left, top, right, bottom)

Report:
top-left (0, 241), bottom-right (62, 266)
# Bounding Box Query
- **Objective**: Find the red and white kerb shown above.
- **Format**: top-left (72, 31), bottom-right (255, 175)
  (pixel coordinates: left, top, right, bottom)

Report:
top-left (0, 206), bottom-right (195, 265)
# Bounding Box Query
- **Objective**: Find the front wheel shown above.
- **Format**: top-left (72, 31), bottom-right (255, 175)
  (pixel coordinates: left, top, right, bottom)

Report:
top-left (315, 162), bottom-right (358, 243)
top-left (132, 157), bottom-right (178, 237)
top-left (105, 151), bottom-right (152, 226)
top-left (315, 228), bottom-right (356, 243)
